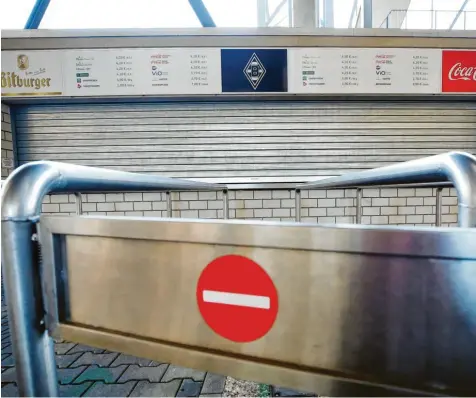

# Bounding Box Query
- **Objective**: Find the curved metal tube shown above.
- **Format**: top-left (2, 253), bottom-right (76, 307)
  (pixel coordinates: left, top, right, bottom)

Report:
top-left (297, 152), bottom-right (476, 228)
top-left (0, 161), bottom-right (226, 396)
top-left (2, 161), bottom-right (226, 221)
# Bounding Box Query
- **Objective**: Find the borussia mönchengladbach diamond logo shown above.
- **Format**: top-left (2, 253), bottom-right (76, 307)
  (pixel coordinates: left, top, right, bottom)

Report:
top-left (243, 53), bottom-right (266, 90)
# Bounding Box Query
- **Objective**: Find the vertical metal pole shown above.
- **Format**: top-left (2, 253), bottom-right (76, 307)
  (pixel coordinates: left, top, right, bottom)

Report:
top-left (223, 190), bottom-right (229, 220)
top-left (1, 221), bottom-right (59, 396)
top-left (436, 187), bottom-right (442, 227)
top-left (356, 188), bottom-right (362, 224)
top-left (295, 189), bottom-right (301, 222)
top-left (74, 192), bottom-right (82, 215)
top-left (166, 191), bottom-right (172, 218)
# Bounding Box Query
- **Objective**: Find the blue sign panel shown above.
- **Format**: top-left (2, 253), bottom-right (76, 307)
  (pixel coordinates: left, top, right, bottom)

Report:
top-left (221, 49), bottom-right (288, 93)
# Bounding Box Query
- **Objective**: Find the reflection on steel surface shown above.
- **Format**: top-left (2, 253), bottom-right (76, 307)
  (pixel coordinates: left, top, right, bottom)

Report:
top-left (40, 216), bottom-right (476, 397)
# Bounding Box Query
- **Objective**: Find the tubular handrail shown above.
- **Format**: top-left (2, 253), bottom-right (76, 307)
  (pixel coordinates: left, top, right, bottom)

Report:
top-left (297, 152), bottom-right (476, 228)
top-left (0, 161), bottom-right (225, 397)
top-left (1, 161), bottom-right (226, 221)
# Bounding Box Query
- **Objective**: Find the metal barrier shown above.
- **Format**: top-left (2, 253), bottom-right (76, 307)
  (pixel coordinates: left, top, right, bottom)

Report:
top-left (2, 155), bottom-right (476, 397)
top-left (297, 152), bottom-right (476, 228)
top-left (1, 161), bottom-right (225, 397)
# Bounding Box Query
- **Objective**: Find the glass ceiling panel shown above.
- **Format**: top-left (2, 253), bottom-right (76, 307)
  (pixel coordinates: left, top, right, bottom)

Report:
top-left (1, 0), bottom-right (37, 29)
top-left (39, 0), bottom-right (202, 29)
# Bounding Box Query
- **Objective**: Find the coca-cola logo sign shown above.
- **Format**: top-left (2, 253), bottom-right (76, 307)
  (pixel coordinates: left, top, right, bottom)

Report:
top-left (442, 50), bottom-right (476, 93)
top-left (449, 63), bottom-right (476, 81)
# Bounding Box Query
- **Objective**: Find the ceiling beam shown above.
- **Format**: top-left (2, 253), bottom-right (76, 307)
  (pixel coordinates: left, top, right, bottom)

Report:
top-left (24, 0), bottom-right (51, 29)
top-left (188, 0), bottom-right (216, 27)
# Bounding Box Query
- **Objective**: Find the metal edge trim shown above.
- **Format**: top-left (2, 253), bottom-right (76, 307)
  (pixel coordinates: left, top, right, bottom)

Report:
top-left (39, 215), bottom-right (476, 259)
top-left (2, 27), bottom-right (476, 39)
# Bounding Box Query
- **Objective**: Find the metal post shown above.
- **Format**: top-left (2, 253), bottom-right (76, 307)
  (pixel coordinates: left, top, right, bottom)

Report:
top-left (223, 190), bottom-right (229, 220)
top-left (356, 188), bottom-right (362, 224)
top-left (1, 221), bottom-right (58, 396)
top-left (166, 191), bottom-right (172, 218)
top-left (295, 189), bottom-right (301, 222)
top-left (74, 192), bottom-right (82, 215)
top-left (1, 161), bottom-right (224, 396)
top-left (436, 187), bottom-right (442, 227)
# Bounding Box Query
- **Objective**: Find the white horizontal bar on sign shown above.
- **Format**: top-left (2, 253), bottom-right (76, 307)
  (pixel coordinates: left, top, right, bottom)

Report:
top-left (203, 290), bottom-right (270, 309)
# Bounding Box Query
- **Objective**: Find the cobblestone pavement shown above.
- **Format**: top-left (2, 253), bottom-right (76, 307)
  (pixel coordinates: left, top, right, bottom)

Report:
top-left (1, 283), bottom-right (315, 397)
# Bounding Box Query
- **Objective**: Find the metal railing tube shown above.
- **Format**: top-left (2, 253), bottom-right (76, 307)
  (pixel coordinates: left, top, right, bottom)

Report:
top-left (166, 191), bottom-right (172, 218)
top-left (356, 188), bottom-right (362, 224)
top-left (0, 161), bottom-right (225, 396)
top-left (297, 152), bottom-right (476, 228)
top-left (74, 192), bottom-right (82, 215)
top-left (223, 190), bottom-right (229, 220)
top-left (436, 187), bottom-right (443, 227)
top-left (295, 189), bottom-right (301, 222)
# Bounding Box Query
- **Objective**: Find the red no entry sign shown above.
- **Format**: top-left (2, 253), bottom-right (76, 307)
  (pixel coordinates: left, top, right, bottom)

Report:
top-left (196, 254), bottom-right (278, 343)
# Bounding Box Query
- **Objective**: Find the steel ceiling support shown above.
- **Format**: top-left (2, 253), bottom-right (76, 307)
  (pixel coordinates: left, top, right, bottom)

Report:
top-left (268, 0), bottom-right (288, 25)
top-left (258, 0), bottom-right (268, 27)
top-left (449, 0), bottom-right (469, 29)
top-left (24, 0), bottom-right (51, 29)
top-left (188, 0), bottom-right (216, 27)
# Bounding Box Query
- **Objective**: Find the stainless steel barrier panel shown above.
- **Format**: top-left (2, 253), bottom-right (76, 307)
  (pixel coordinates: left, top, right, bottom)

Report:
top-left (38, 216), bottom-right (476, 396)
top-left (0, 161), bottom-right (225, 397)
top-left (297, 151), bottom-right (476, 228)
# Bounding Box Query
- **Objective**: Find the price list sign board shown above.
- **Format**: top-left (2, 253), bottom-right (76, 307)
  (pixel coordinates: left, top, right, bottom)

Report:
top-left (288, 48), bottom-right (442, 94)
top-left (1, 48), bottom-right (474, 97)
top-left (63, 48), bottom-right (222, 96)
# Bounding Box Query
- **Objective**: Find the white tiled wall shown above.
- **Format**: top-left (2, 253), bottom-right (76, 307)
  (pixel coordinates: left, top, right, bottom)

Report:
top-left (42, 187), bottom-right (459, 227)
top-left (1, 104), bottom-right (14, 178)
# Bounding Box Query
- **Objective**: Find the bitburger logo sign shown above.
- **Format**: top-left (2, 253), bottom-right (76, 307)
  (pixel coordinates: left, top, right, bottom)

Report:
top-left (1, 52), bottom-right (62, 96)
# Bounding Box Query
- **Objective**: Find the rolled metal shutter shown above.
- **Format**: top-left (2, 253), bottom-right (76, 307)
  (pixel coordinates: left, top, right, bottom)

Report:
top-left (15, 101), bottom-right (476, 183)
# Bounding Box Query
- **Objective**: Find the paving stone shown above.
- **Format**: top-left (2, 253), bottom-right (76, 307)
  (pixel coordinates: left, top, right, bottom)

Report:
top-left (83, 380), bottom-right (137, 397)
top-left (199, 394), bottom-right (222, 397)
top-left (0, 366), bottom-right (16, 383)
top-left (59, 381), bottom-right (93, 397)
top-left (177, 379), bottom-right (203, 397)
top-left (118, 364), bottom-right (168, 382)
top-left (272, 386), bottom-right (316, 397)
top-left (1, 354), bottom-right (14, 367)
top-left (55, 342), bottom-right (76, 355)
top-left (70, 352), bottom-right (119, 367)
top-left (58, 365), bottom-right (88, 384)
top-left (67, 344), bottom-right (105, 354)
top-left (162, 365), bottom-right (206, 382)
top-left (202, 373), bottom-right (226, 394)
top-left (73, 364), bottom-right (127, 384)
top-left (110, 353), bottom-right (153, 367)
top-left (130, 380), bottom-right (182, 397)
top-left (56, 353), bottom-right (82, 368)
top-left (1, 383), bottom-right (18, 397)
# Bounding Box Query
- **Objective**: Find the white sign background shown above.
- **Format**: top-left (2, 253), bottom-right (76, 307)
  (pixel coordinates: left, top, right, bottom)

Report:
top-left (1, 47), bottom-right (448, 97)
top-left (288, 48), bottom-right (442, 94)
